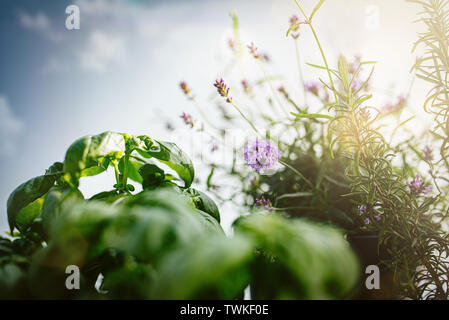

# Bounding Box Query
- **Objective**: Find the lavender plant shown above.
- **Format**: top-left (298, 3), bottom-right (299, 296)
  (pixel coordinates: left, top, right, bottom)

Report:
top-left (176, 0), bottom-right (449, 299)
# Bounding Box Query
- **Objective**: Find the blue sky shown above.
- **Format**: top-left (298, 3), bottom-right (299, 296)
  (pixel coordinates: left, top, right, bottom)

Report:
top-left (0, 0), bottom-right (429, 233)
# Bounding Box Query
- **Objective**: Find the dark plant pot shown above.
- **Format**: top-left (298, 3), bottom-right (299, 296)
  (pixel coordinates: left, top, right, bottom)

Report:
top-left (347, 233), bottom-right (398, 299)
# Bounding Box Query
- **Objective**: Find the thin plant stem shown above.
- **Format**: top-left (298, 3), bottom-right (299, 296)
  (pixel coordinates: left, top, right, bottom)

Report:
top-left (294, 39), bottom-right (308, 106)
top-left (294, 0), bottom-right (338, 104)
top-left (230, 101), bottom-right (261, 135)
top-left (257, 60), bottom-right (290, 117)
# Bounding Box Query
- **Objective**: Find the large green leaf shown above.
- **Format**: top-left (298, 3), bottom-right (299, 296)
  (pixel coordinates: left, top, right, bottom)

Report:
top-left (138, 164), bottom-right (165, 189)
top-left (63, 132), bottom-right (125, 187)
top-left (183, 188), bottom-right (220, 223)
top-left (40, 186), bottom-right (84, 235)
top-left (7, 162), bottom-right (64, 233)
top-left (234, 213), bottom-right (360, 299)
top-left (135, 136), bottom-right (194, 187)
top-left (152, 234), bottom-right (253, 299)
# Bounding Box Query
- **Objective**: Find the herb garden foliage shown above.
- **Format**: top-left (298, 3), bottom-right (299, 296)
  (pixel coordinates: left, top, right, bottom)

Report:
top-left (179, 0), bottom-right (449, 299)
top-left (1, 131), bottom-right (358, 299)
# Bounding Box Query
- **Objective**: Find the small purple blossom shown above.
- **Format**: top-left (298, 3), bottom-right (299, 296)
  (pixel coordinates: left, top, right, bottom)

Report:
top-left (406, 174), bottom-right (433, 195)
top-left (358, 204), bottom-right (366, 215)
top-left (289, 14), bottom-right (300, 38)
top-left (423, 145), bottom-right (433, 162)
top-left (214, 78), bottom-right (232, 103)
top-left (255, 196), bottom-right (273, 210)
top-left (241, 79), bottom-right (251, 94)
top-left (228, 38), bottom-right (236, 52)
top-left (180, 112), bottom-right (195, 128)
top-left (247, 42), bottom-right (260, 59)
top-left (373, 213), bottom-right (382, 222)
top-left (305, 81), bottom-right (321, 97)
top-left (364, 218), bottom-right (371, 225)
top-left (243, 139), bottom-right (282, 174)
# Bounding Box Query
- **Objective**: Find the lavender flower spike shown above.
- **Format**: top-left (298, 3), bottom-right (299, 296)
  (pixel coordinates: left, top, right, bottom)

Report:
top-left (180, 112), bottom-right (195, 128)
top-left (214, 78), bottom-right (232, 103)
top-left (406, 174), bottom-right (433, 195)
top-left (244, 139), bottom-right (282, 174)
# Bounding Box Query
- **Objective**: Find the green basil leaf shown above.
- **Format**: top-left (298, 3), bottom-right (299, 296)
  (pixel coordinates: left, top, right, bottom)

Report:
top-left (15, 196), bottom-right (45, 233)
top-left (183, 188), bottom-right (220, 223)
top-left (7, 162), bottom-right (63, 233)
top-left (135, 137), bottom-right (194, 187)
top-left (63, 131), bottom-right (125, 187)
top-left (138, 164), bottom-right (165, 190)
top-left (40, 186), bottom-right (84, 235)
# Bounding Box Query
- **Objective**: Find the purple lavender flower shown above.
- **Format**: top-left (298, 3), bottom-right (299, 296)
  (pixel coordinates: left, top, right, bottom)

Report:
top-left (255, 196), bottom-right (273, 210)
top-left (305, 81), bottom-right (321, 97)
top-left (243, 139), bottom-right (282, 174)
top-left (423, 185), bottom-right (433, 194)
top-left (364, 218), bottom-right (371, 225)
top-left (247, 42), bottom-right (260, 59)
top-left (406, 174), bottom-right (433, 195)
top-left (180, 112), bottom-right (195, 128)
top-left (423, 145), bottom-right (433, 162)
top-left (241, 79), bottom-right (251, 94)
top-left (358, 204), bottom-right (366, 215)
top-left (214, 78), bottom-right (232, 103)
top-left (373, 213), bottom-right (382, 222)
top-left (289, 14), bottom-right (300, 39)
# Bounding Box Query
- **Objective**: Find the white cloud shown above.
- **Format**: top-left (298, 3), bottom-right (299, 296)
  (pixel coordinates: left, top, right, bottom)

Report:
top-left (0, 96), bottom-right (24, 156)
top-left (79, 31), bottom-right (126, 72)
top-left (18, 11), bottom-right (63, 42)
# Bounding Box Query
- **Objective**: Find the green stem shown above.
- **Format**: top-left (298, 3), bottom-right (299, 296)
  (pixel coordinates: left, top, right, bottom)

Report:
top-left (279, 159), bottom-right (314, 189)
top-left (122, 151), bottom-right (130, 189)
top-left (230, 101), bottom-right (261, 135)
top-left (294, 0), bottom-right (338, 104)
top-left (294, 39), bottom-right (308, 106)
top-left (112, 160), bottom-right (120, 185)
top-left (257, 60), bottom-right (289, 117)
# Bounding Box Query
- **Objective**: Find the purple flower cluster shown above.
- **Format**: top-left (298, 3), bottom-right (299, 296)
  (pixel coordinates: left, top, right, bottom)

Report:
top-left (244, 139), bottom-right (282, 174)
top-left (255, 196), bottom-right (273, 210)
top-left (214, 78), bottom-right (232, 103)
top-left (180, 112), bottom-right (195, 128)
top-left (358, 204), bottom-right (382, 225)
top-left (406, 174), bottom-right (433, 195)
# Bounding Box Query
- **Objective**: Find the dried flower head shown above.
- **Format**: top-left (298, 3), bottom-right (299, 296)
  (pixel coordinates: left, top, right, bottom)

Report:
top-left (243, 139), bottom-right (282, 174)
top-left (179, 112), bottom-right (195, 128)
top-left (214, 78), bottom-right (232, 103)
top-left (179, 81), bottom-right (193, 99)
top-left (278, 86), bottom-right (289, 99)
